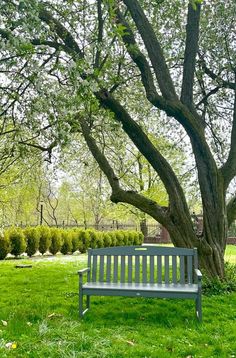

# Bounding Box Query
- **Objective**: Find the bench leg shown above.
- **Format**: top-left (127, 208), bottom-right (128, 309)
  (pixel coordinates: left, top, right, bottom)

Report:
top-left (195, 293), bottom-right (202, 322)
top-left (79, 286), bottom-right (90, 318)
top-left (79, 288), bottom-right (84, 318)
top-left (86, 295), bottom-right (90, 309)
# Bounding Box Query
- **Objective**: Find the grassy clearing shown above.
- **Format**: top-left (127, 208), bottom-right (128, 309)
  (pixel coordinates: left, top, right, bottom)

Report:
top-left (0, 248), bottom-right (235, 357)
top-left (225, 245), bottom-right (236, 264)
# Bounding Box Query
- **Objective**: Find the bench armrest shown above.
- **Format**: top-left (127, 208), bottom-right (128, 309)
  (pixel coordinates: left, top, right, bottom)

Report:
top-left (78, 268), bottom-right (90, 276)
top-left (194, 268), bottom-right (202, 280)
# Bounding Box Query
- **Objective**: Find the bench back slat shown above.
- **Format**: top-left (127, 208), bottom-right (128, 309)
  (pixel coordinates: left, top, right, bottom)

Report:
top-left (164, 256), bottom-right (170, 284)
top-left (150, 256), bottom-right (154, 283)
top-left (172, 256), bottom-right (177, 284)
top-left (142, 256), bottom-right (147, 283)
top-left (128, 256), bottom-right (132, 283)
top-left (113, 256), bottom-right (118, 283)
top-left (187, 255), bottom-right (193, 284)
top-left (87, 246), bottom-right (198, 285)
top-left (135, 256), bottom-right (140, 283)
top-left (121, 256), bottom-right (126, 283)
top-left (157, 255), bottom-right (162, 284)
top-left (88, 253), bottom-right (92, 282)
top-left (99, 255), bottom-right (104, 281)
top-left (106, 255), bottom-right (111, 283)
top-left (92, 255), bottom-right (97, 282)
top-left (180, 256), bottom-right (185, 284)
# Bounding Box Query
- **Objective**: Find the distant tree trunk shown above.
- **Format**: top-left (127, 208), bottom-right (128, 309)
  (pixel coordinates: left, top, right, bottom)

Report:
top-left (140, 217), bottom-right (148, 238)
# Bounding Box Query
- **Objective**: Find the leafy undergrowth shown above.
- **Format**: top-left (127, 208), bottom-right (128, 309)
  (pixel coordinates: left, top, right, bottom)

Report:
top-left (0, 257), bottom-right (235, 358)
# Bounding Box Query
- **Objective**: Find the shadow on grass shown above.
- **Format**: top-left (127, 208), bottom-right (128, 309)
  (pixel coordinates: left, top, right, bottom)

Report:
top-left (68, 296), bottom-right (199, 328)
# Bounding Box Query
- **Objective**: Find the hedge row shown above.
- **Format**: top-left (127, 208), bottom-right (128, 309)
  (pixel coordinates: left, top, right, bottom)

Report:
top-left (0, 226), bottom-right (143, 260)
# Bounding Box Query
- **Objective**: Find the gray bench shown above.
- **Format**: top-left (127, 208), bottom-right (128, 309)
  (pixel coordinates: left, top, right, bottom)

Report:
top-left (78, 245), bottom-right (202, 321)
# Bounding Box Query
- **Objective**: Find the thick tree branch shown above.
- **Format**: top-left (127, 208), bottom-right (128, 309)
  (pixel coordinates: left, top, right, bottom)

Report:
top-left (31, 38), bottom-right (68, 53)
top-left (199, 54), bottom-right (236, 90)
top-left (221, 84), bottom-right (236, 188)
top-left (115, 9), bottom-right (164, 108)
top-left (227, 195), bottom-right (236, 228)
top-left (95, 89), bottom-right (191, 215)
top-left (121, 0), bottom-right (177, 100)
top-left (79, 117), bottom-right (168, 224)
top-left (181, 2), bottom-right (201, 106)
top-left (38, 7), bottom-right (84, 60)
top-left (94, 0), bottom-right (104, 68)
top-left (0, 28), bottom-right (11, 41)
top-left (196, 86), bottom-right (220, 108)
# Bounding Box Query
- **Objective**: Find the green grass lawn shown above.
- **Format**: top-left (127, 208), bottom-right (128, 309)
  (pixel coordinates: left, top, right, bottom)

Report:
top-left (0, 248), bottom-right (235, 357)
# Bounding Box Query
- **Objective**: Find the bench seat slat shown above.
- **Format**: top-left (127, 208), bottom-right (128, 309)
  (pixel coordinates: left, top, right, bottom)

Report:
top-left (83, 282), bottom-right (198, 293)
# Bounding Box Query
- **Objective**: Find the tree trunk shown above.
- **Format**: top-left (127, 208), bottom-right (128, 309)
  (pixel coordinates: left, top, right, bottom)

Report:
top-left (163, 202), bottom-right (227, 279)
top-left (140, 217), bottom-right (148, 238)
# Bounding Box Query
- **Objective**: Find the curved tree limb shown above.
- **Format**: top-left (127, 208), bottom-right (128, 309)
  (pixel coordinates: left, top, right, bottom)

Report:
top-left (227, 194), bottom-right (236, 228)
top-left (79, 117), bottom-right (168, 224)
top-left (115, 9), bottom-right (164, 108)
top-left (38, 6), bottom-right (84, 60)
top-left (181, 2), bottom-right (201, 106)
top-left (95, 89), bottom-right (189, 214)
top-left (121, 0), bottom-right (177, 100)
top-left (221, 82), bottom-right (236, 189)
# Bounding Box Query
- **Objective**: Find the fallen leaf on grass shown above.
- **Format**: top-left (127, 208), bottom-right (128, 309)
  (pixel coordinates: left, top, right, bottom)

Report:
top-left (126, 340), bottom-right (135, 346)
top-left (1, 320), bottom-right (7, 327)
top-left (47, 313), bottom-right (63, 319)
top-left (27, 322), bottom-right (32, 326)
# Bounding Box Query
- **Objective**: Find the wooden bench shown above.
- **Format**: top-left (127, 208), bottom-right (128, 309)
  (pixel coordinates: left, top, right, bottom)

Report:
top-left (78, 245), bottom-right (202, 321)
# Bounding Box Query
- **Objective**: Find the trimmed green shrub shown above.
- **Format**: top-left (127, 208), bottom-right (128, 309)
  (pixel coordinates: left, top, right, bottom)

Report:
top-left (61, 230), bottom-right (73, 255)
top-left (103, 232), bottom-right (112, 247)
top-left (49, 228), bottom-right (63, 255)
top-left (87, 229), bottom-right (98, 249)
top-left (38, 226), bottom-right (51, 255)
top-left (8, 227), bottom-right (26, 257)
top-left (71, 229), bottom-right (80, 253)
top-left (122, 231), bottom-right (129, 246)
top-left (96, 231), bottom-right (104, 248)
top-left (115, 231), bottom-right (124, 246)
top-left (109, 231), bottom-right (117, 247)
top-left (2, 226), bottom-right (143, 256)
top-left (79, 230), bottom-right (90, 253)
top-left (87, 229), bottom-right (104, 248)
top-left (24, 227), bottom-right (40, 257)
top-left (0, 234), bottom-right (10, 260)
top-left (132, 231), bottom-right (140, 245)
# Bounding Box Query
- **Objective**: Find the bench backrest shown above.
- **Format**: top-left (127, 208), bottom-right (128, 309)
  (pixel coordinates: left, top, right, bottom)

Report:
top-left (87, 245), bottom-right (198, 284)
